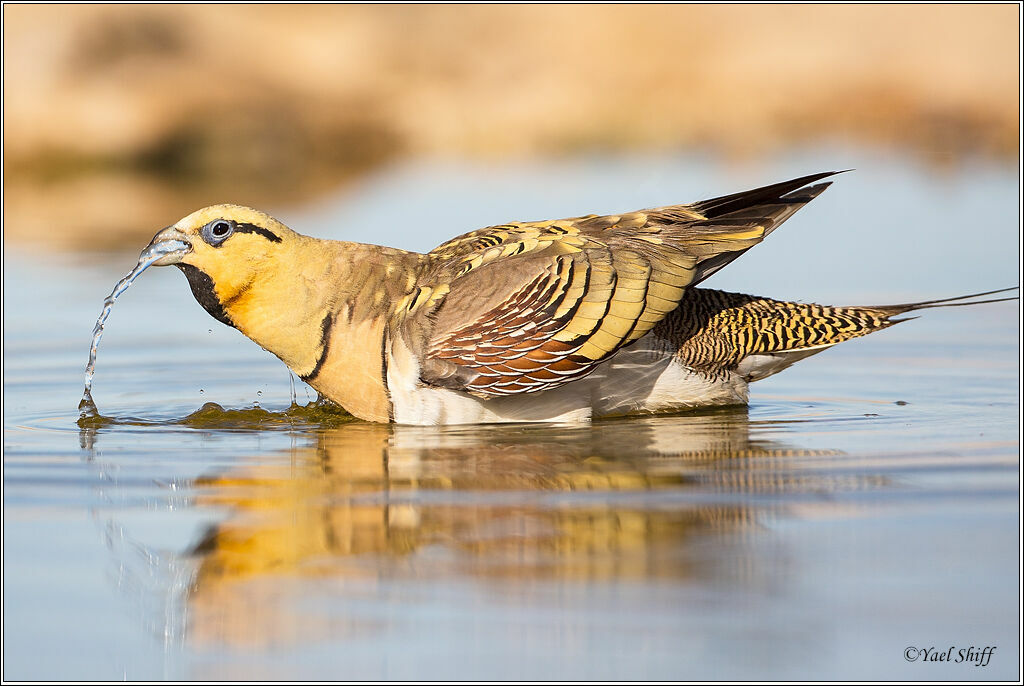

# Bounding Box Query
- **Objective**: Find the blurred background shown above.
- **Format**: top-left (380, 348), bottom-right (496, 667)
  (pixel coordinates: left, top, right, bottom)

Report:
top-left (3, 4), bottom-right (1018, 251)
top-left (3, 6), bottom-right (1020, 680)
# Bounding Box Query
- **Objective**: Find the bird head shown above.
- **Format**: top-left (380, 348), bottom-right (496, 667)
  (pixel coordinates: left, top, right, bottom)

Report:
top-left (145, 204), bottom-right (297, 327)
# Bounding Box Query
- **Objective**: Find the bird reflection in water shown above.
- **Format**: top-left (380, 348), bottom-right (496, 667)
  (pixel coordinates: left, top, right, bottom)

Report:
top-left (156, 408), bottom-right (881, 648)
top-left (81, 407), bottom-right (886, 649)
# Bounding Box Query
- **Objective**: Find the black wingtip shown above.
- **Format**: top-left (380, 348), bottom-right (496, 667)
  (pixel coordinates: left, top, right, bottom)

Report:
top-left (782, 181), bottom-right (833, 202)
top-left (693, 170), bottom-right (848, 219)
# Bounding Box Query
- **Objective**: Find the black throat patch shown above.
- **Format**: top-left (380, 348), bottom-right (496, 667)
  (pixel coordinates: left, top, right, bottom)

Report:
top-left (176, 264), bottom-right (236, 329)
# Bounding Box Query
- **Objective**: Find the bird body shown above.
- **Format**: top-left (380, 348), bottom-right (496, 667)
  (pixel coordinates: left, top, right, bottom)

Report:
top-left (145, 173), bottom-right (1014, 425)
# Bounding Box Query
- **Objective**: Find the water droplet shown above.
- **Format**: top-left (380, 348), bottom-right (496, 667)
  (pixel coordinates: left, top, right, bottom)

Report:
top-left (199, 389), bottom-right (204, 395)
top-left (78, 391), bottom-right (98, 419)
top-left (208, 329), bottom-right (212, 334)
top-left (257, 390), bottom-right (263, 397)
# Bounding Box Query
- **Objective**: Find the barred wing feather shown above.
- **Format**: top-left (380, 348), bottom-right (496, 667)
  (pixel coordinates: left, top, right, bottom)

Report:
top-left (411, 172), bottom-right (839, 397)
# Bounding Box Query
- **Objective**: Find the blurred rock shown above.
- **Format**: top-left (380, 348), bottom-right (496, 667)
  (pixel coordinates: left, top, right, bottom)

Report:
top-left (3, 5), bottom-right (1018, 250)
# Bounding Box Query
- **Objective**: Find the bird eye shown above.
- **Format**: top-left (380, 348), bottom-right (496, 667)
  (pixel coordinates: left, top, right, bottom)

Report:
top-left (202, 219), bottom-right (236, 246)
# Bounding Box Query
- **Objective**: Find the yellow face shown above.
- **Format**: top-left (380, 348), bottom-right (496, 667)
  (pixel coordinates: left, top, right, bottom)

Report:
top-left (146, 204), bottom-right (296, 327)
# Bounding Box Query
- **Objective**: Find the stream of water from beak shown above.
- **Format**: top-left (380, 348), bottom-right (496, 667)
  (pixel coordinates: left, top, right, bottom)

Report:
top-left (79, 240), bottom-right (190, 417)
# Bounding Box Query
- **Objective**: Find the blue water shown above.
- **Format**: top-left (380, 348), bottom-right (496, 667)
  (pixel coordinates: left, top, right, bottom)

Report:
top-left (3, 148), bottom-right (1019, 680)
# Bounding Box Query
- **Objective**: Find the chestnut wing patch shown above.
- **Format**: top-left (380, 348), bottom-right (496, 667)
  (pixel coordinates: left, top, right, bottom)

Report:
top-left (421, 247), bottom-right (696, 397)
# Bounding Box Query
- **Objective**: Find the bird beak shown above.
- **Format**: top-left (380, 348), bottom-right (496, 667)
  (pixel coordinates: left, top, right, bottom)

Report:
top-left (144, 226), bottom-right (192, 266)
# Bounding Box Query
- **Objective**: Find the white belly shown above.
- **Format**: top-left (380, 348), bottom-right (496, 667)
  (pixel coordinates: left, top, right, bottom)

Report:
top-left (386, 334), bottom-right (749, 426)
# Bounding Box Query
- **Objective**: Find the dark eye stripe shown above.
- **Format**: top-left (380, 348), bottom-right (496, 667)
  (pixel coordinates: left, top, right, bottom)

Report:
top-left (234, 222), bottom-right (282, 243)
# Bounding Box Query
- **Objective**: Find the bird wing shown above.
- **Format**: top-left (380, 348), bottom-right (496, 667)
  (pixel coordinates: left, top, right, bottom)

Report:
top-left (404, 171), bottom-right (838, 397)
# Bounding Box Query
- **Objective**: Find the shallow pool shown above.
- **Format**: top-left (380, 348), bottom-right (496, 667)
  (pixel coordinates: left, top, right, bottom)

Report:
top-left (3, 150), bottom-right (1019, 679)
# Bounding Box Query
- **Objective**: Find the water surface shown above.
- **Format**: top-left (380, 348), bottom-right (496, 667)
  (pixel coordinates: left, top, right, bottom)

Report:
top-left (3, 150), bottom-right (1019, 680)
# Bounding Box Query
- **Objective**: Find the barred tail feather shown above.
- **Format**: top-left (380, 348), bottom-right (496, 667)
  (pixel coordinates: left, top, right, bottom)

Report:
top-left (656, 286), bottom-right (1018, 383)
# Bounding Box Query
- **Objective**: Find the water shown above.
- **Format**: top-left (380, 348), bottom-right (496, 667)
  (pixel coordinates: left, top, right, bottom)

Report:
top-left (3, 150), bottom-right (1020, 680)
top-left (80, 239), bottom-right (191, 416)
